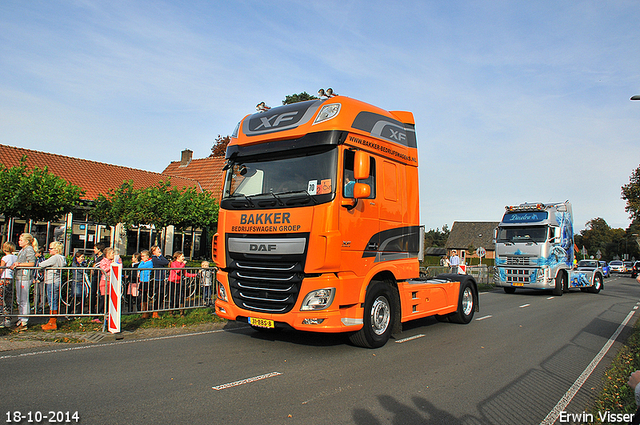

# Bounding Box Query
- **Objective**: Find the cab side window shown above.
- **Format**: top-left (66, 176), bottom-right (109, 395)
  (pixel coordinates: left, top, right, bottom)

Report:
top-left (343, 150), bottom-right (376, 199)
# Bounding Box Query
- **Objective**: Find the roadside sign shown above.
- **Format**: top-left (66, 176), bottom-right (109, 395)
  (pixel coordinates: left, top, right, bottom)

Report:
top-left (476, 247), bottom-right (486, 258)
top-left (596, 250), bottom-right (602, 260)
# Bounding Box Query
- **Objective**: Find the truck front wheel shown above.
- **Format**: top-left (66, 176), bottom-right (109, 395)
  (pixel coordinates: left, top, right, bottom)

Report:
top-left (349, 281), bottom-right (396, 348)
top-left (449, 280), bottom-right (477, 324)
top-left (553, 272), bottom-right (566, 296)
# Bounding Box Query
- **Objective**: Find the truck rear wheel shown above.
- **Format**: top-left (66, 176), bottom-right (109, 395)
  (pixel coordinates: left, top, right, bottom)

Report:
top-left (349, 281), bottom-right (396, 349)
top-left (589, 274), bottom-right (603, 294)
top-left (504, 287), bottom-right (516, 294)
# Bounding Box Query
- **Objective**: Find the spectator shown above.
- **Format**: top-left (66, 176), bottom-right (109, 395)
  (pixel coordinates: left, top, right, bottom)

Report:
top-left (9, 233), bottom-right (38, 332)
top-left (150, 245), bottom-right (169, 319)
top-left (199, 260), bottom-right (214, 307)
top-left (127, 252), bottom-right (141, 312)
top-left (137, 250), bottom-right (153, 319)
top-left (0, 241), bottom-right (17, 328)
top-left (71, 251), bottom-right (87, 314)
top-left (168, 251), bottom-right (196, 314)
top-left (33, 247), bottom-right (45, 314)
top-left (97, 247), bottom-right (121, 314)
top-left (89, 242), bottom-right (105, 314)
top-left (450, 250), bottom-right (460, 273)
top-left (38, 241), bottom-right (66, 331)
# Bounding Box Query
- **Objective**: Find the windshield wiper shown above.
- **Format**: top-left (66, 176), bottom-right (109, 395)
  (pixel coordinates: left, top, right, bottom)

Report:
top-left (279, 190), bottom-right (319, 204)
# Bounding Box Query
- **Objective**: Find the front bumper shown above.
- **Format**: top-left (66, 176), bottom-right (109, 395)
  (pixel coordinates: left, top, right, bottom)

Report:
top-left (215, 271), bottom-right (364, 333)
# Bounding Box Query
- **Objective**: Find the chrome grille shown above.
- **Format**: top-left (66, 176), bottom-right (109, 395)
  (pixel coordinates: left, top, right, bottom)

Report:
top-left (228, 260), bottom-right (302, 313)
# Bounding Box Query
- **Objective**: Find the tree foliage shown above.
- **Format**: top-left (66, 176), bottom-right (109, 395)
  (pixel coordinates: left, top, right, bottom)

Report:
top-left (622, 165), bottom-right (640, 221)
top-left (210, 135), bottom-right (231, 157)
top-left (424, 224), bottom-right (450, 248)
top-left (282, 92), bottom-right (318, 105)
top-left (0, 157), bottom-right (84, 229)
top-left (92, 180), bottom-right (219, 240)
top-left (575, 217), bottom-right (639, 261)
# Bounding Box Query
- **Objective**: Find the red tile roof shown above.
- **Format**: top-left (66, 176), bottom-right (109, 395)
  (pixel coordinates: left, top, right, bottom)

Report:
top-left (162, 155), bottom-right (225, 200)
top-left (0, 144), bottom-right (201, 200)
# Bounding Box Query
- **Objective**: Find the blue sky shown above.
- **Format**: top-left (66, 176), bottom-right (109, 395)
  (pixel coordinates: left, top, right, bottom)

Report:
top-left (1, 1), bottom-right (640, 233)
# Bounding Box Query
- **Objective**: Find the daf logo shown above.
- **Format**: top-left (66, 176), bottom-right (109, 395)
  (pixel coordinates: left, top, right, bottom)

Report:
top-left (250, 244), bottom-right (277, 252)
top-left (254, 111), bottom-right (299, 130)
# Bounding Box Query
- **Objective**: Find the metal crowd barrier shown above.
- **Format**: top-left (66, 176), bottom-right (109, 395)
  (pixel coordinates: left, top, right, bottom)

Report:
top-left (419, 265), bottom-right (495, 285)
top-left (0, 266), bottom-right (217, 319)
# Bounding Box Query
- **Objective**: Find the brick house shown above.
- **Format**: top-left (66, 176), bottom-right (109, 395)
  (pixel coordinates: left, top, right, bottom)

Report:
top-left (0, 144), bottom-right (224, 258)
top-left (445, 221), bottom-right (500, 264)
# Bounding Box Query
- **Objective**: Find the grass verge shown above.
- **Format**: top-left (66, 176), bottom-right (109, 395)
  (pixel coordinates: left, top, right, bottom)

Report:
top-left (584, 315), bottom-right (640, 423)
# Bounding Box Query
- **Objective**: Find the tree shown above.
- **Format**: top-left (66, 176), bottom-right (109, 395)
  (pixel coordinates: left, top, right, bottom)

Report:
top-left (579, 218), bottom-right (612, 259)
top-left (282, 92), bottom-right (318, 105)
top-left (622, 165), bottom-right (640, 221)
top-left (0, 157), bottom-right (84, 233)
top-left (91, 180), bottom-right (219, 247)
top-left (210, 135), bottom-right (231, 157)
top-left (423, 224), bottom-right (450, 248)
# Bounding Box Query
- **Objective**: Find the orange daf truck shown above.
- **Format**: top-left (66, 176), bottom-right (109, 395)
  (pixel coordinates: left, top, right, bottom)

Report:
top-left (213, 96), bottom-right (478, 348)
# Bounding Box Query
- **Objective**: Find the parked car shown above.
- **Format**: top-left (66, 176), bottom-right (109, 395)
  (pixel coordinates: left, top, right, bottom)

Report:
top-left (632, 261), bottom-right (640, 278)
top-left (625, 262), bottom-right (634, 274)
top-left (599, 261), bottom-right (610, 278)
top-left (609, 260), bottom-right (625, 273)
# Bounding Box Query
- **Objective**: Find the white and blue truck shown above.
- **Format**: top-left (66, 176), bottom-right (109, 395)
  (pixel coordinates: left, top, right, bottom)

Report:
top-left (494, 202), bottom-right (603, 295)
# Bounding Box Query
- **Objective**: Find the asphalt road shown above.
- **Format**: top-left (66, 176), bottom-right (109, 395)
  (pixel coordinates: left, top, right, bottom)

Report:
top-left (2, 275), bottom-right (639, 425)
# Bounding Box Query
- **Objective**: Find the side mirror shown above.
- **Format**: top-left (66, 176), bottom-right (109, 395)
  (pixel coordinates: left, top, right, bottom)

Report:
top-left (354, 151), bottom-right (370, 180)
top-left (353, 183), bottom-right (371, 199)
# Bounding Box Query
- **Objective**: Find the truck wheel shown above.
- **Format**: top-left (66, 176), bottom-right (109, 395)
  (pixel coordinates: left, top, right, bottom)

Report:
top-left (589, 274), bottom-right (603, 294)
top-left (504, 287), bottom-right (516, 294)
top-left (553, 272), bottom-right (565, 296)
top-left (349, 281), bottom-right (396, 348)
top-left (449, 280), bottom-right (476, 324)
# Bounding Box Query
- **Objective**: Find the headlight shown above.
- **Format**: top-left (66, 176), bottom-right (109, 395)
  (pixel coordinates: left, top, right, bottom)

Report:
top-left (313, 103), bottom-right (341, 125)
top-left (217, 280), bottom-right (228, 302)
top-left (300, 288), bottom-right (335, 311)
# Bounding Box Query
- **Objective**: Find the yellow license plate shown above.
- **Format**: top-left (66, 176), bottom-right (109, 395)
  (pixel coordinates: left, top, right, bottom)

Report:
top-left (513, 283), bottom-right (524, 287)
top-left (249, 317), bottom-right (274, 328)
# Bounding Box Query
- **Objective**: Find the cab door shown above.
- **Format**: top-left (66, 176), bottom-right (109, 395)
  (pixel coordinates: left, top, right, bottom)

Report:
top-left (339, 149), bottom-right (379, 276)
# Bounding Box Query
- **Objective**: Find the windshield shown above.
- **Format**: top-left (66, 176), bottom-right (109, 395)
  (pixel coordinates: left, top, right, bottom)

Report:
top-left (222, 147), bottom-right (337, 208)
top-left (497, 225), bottom-right (548, 243)
top-left (578, 260), bottom-right (598, 268)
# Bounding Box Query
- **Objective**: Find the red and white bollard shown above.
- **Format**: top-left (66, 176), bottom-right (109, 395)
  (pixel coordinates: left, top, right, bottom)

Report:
top-left (108, 260), bottom-right (122, 334)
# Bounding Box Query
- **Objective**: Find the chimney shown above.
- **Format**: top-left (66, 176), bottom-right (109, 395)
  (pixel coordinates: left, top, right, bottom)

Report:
top-left (180, 149), bottom-right (193, 167)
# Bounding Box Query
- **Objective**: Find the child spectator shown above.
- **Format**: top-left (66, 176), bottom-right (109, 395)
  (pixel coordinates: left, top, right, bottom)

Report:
top-left (168, 251), bottom-right (196, 314)
top-left (137, 250), bottom-right (153, 319)
top-left (199, 260), bottom-right (214, 307)
top-left (71, 251), bottom-right (87, 314)
top-left (127, 252), bottom-right (140, 312)
top-left (33, 247), bottom-right (45, 314)
top-left (97, 247), bottom-right (121, 314)
top-left (0, 242), bottom-right (17, 328)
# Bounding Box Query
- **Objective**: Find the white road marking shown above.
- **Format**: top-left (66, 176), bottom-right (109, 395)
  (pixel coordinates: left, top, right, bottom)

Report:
top-left (212, 372), bottom-right (282, 390)
top-left (395, 334), bottom-right (425, 343)
top-left (476, 315), bottom-right (492, 321)
top-left (519, 303), bottom-right (531, 308)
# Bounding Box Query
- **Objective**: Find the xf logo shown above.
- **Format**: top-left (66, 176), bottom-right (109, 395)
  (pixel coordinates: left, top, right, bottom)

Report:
top-left (255, 111), bottom-right (299, 130)
top-left (388, 128), bottom-right (406, 142)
